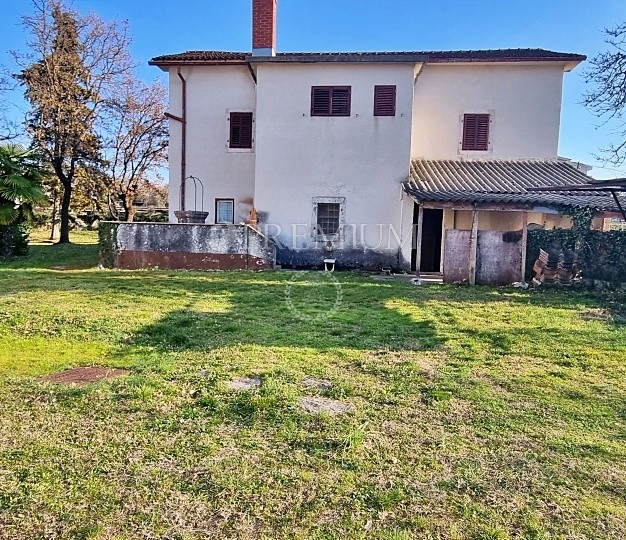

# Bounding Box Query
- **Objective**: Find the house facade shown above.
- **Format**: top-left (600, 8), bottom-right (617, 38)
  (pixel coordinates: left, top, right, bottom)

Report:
top-left (150, 0), bottom-right (616, 279)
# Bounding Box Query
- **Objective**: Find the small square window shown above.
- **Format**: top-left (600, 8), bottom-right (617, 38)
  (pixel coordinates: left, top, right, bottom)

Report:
top-left (316, 203), bottom-right (341, 235)
top-left (215, 199), bottom-right (234, 224)
top-left (229, 112), bottom-right (253, 149)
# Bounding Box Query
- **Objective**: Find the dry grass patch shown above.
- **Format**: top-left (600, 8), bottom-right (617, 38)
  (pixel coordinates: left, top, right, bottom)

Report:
top-left (39, 366), bottom-right (129, 385)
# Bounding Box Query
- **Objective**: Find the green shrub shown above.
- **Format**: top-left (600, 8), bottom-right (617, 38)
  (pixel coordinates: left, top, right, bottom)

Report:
top-left (0, 222), bottom-right (30, 259)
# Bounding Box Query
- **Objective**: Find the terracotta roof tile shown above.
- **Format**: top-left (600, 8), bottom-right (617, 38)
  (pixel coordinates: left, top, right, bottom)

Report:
top-left (149, 51), bottom-right (248, 64)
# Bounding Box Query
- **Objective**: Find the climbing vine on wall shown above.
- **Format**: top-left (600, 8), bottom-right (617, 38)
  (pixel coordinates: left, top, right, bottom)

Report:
top-left (526, 222), bottom-right (626, 283)
top-left (564, 207), bottom-right (594, 248)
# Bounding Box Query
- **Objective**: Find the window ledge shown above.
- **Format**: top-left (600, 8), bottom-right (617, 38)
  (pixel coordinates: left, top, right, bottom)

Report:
top-left (226, 146), bottom-right (254, 154)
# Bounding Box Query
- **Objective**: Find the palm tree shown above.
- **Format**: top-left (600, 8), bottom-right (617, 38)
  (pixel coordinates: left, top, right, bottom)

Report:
top-left (0, 144), bottom-right (47, 256)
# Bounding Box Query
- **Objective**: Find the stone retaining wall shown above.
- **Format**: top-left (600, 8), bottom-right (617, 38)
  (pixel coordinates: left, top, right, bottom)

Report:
top-left (99, 222), bottom-right (276, 271)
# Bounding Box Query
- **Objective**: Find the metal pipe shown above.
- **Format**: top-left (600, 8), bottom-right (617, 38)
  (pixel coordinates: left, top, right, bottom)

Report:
top-left (177, 67), bottom-right (187, 211)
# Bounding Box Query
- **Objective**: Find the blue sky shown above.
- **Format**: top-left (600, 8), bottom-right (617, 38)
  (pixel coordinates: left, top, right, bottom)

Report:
top-left (1, 0), bottom-right (625, 178)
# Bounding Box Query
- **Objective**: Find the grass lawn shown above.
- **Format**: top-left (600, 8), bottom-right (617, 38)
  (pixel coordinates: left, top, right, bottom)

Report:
top-left (1, 230), bottom-right (626, 539)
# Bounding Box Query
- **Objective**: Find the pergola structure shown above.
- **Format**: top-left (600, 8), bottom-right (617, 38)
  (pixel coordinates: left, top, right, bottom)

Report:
top-left (528, 178), bottom-right (626, 221)
top-left (403, 160), bottom-right (623, 284)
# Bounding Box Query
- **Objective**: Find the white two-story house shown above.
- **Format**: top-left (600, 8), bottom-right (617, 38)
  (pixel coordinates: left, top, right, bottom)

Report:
top-left (150, 0), bottom-right (616, 282)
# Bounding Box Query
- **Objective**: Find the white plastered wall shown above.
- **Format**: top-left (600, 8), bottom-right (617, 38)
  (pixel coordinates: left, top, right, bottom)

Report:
top-left (253, 62), bottom-right (416, 266)
top-left (167, 65), bottom-right (256, 223)
top-left (412, 63), bottom-right (565, 160)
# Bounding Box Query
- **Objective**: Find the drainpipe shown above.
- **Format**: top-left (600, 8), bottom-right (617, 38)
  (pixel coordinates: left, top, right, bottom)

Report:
top-left (167, 66), bottom-right (187, 211)
top-left (178, 67), bottom-right (187, 210)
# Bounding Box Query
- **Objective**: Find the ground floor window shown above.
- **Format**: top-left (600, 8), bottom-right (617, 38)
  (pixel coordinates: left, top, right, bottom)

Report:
top-left (317, 203), bottom-right (341, 235)
top-left (215, 199), bottom-right (234, 224)
top-left (312, 197), bottom-right (345, 238)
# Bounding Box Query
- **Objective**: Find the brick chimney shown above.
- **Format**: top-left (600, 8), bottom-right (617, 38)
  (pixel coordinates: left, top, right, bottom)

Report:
top-left (252, 0), bottom-right (277, 56)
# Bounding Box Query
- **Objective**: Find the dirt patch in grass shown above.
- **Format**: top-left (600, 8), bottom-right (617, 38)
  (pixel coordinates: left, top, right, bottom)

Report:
top-left (228, 376), bottom-right (261, 391)
top-left (39, 367), bottom-right (129, 385)
top-left (299, 396), bottom-right (355, 415)
top-left (580, 308), bottom-right (613, 321)
top-left (302, 377), bottom-right (333, 391)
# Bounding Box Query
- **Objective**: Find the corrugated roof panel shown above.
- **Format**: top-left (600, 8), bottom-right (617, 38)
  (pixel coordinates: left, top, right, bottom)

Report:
top-left (405, 160), bottom-right (622, 211)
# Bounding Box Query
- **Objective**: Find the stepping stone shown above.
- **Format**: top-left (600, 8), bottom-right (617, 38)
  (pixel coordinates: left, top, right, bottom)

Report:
top-left (299, 396), bottom-right (354, 415)
top-left (228, 376), bottom-right (261, 391)
top-left (302, 377), bottom-right (333, 391)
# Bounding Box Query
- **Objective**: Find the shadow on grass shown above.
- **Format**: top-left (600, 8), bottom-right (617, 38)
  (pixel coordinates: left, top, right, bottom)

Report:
top-left (0, 241), bottom-right (100, 271)
top-left (125, 278), bottom-right (443, 353)
top-left (2, 239), bottom-right (624, 360)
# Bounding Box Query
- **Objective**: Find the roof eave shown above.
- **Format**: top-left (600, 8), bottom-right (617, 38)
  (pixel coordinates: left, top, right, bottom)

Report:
top-left (148, 60), bottom-right (249, 69)
top-left (428, 56), bottom-right (586, 70)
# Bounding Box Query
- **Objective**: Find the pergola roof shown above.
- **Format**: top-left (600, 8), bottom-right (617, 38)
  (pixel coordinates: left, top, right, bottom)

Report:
top-left (404, 160), bottom-right (623, 212)
top-left (528, 178), bottom-right (626, 219)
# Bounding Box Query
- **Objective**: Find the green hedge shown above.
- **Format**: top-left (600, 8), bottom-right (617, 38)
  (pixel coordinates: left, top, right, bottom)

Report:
top-left (526, 229), bottom-right (626, 283)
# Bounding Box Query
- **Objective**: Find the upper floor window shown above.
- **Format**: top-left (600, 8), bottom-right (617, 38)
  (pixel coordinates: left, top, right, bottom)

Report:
top-left (311, 86), bottom-right (351, 116)
top-left (374, 85), bottom-right (396, 116)
top-left (229, 112), bottom-right (253, 149)
top-left (462, 113), bottom-right (490, 151)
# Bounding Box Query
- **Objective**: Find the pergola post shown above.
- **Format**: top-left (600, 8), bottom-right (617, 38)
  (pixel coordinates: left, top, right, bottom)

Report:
top-left (520, 211), bottom-right (528, 282)
top-left (469, 207), bottom-right (478, 285)
top-left (415, 204), bottom-right (424, 276)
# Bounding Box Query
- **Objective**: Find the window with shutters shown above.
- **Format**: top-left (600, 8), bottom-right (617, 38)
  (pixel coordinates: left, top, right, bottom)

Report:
top-left (229, 112), bottom-right (253, 149)
top-left (311, 86), bottom-right (351, 116)
top-left (215, 199), bottom-right (234, 224)
top-left (462, 113), bottom-right (490, 151)
top-left (374, 85), bottom-right (396, 116)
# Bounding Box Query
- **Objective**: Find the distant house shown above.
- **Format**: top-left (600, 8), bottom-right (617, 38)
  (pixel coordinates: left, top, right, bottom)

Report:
top-left (149, 0), bottom-right (619, 282)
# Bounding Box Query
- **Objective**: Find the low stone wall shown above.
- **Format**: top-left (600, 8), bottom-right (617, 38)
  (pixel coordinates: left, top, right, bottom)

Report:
top-left (99, 222), bottom-right (276, 271)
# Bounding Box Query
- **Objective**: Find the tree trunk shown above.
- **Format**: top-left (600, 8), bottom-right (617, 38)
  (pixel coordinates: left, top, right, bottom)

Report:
top-left (0, 225), bottom-right (15, 258)
top-left (122, 196), bottom-right (135, 222)
top-left (58, 184), bottom-right (72, 244)
top-left (50, 189), bottom-right (58, 240)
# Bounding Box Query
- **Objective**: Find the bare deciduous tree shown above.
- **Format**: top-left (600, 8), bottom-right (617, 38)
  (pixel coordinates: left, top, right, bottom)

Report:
top-left (15, 0), bottom-right (133, 243)
top-left (104, 77), bottom-right (168, 222)
top-left (0, 76), bottom-right (21, 142)
top-left (585, 22), bottom-right (626, 165)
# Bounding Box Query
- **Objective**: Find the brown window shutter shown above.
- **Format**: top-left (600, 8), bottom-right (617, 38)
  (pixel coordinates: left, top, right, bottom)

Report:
top-left (374, 85), bottom-right (396, 116)
top-left (229, 112), bottom-right (253, 149)
top-left (311, 87), bottom-right (331, 115)
top-left (311, 86), bottom-right (351, 116)
top-left (331, 87), bottom-right (351, 116)
top-left (462, 113), bottom-right (489, 151)
top-left (476, 115), bottom-right (489, 150)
